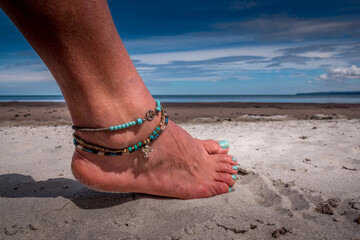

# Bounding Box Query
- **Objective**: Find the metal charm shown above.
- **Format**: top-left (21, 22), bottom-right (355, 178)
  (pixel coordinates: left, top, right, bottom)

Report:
top-left (142, 145), bottom-right (153, 158)
top-left (146, 110), bottom-right (155, 121)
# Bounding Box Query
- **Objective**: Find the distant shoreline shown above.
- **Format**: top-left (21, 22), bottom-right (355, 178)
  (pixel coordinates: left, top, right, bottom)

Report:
top-left (1, 93), bottom-right (360, 104)
top-left (296, 91), bottom-right (360, 96)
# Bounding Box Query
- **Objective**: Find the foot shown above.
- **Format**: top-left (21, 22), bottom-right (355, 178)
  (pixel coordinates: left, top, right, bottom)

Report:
top-left (71, 120), bottom-right (238, 199)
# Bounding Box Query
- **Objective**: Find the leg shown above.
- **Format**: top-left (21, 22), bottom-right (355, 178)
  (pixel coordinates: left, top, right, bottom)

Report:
top-left (0, 0), bottom-right (238, 199)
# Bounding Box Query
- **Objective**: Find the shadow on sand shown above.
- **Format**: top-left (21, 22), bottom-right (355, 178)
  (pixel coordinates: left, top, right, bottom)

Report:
top-left (0, 173), bottom-right (144, 209)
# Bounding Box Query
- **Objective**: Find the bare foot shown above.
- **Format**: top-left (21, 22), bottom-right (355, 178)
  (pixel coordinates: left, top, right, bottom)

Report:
top-left (71, 120), bottom-right (238, 199)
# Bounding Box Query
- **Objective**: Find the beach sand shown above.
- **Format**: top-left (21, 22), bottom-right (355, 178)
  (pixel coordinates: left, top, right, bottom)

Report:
top-left (0, 102), bottom-right (360, 239)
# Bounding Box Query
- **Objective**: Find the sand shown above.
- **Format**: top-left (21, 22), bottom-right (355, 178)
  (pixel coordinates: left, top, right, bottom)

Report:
top-left (1, 102), bottom-right (360, 239)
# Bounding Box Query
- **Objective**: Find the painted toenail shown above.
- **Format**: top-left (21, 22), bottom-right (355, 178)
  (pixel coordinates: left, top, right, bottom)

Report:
top-left (229, 187), bottom-right (232, 192)
top-left (232, 156), bottom-right (236, 162)
top-left (218, 140), bottom-right (229, 149)
top-left (232, 174), bottom-right (236, 180)
top-left (233, 166), bottom-right (238, 170)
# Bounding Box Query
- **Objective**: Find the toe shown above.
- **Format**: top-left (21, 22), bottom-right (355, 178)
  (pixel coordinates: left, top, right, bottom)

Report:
top-left (212, 154), bottom-right (238, 166)
top-left (213, 182), bottom-right (232, 195)
top-left (214, 173), bottom-right (236, 186)
top-left (198, 139), bottom-right (229, 154)
top-left (215, 162), bottom-right (238, 174)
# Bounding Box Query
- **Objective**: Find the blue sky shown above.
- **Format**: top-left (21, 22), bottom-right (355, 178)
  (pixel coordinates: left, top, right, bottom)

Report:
top-left (1, 0), bottom-right (360, 95)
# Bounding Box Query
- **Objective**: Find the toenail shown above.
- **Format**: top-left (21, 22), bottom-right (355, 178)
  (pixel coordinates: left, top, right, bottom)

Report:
top-left (218, 140), bottom-right (229, 149)
top-left (229, 187), bottom-right (232, 192)
top-left (232, 174), bottom-right (236, 180)
top-left (233, 166), bottom-right (238, 170)
top-left (232, 156), bottom-right (236, 162)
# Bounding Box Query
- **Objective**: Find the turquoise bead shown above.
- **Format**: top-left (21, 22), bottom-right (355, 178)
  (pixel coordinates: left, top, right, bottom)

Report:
top-left (118, 125), bottom-right (122, 129)
top-left (114, 126), bottom-right (118, 130)
top-left (156, 127), bottom-right (160, 131)
top-left (137, 118), bottom-right (143, 125)
top-left (125, 123), bottom-right (129, 128)
top-left (109, 126), bottom-right (114, 131)
top-left (153, 131), bottom-right (157, 135)
top-left (134, 145), bottom-right (138, 150)
top-left (138, 142), bottom-right (142, 147)
top-left (155, 107), bottom-right (161, 112)
top-left (128, 147), bottom-right (132, 152)
top-left (150, 135), bottom-right (154, 139)
top-left (121, 124), bottom-right (125, 128)
top-left (132, 121), bottom-right (136, 125)
top-left (110, 153), bottom-right (117, 156)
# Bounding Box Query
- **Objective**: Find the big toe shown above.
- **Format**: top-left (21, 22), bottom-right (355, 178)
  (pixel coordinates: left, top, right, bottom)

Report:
top-left (198, 139), bottom-right (230, 154)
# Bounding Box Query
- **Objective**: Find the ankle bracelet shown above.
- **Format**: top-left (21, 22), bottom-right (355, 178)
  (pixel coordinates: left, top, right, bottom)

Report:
top-left (71, 100), bottom-right (162, 132)
top-left (73, 109), bottom-right (168, 157)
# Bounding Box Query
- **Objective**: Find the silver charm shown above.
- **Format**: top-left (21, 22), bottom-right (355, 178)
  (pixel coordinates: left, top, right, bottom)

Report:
top-left (142, 145), bottom-right (153, 158)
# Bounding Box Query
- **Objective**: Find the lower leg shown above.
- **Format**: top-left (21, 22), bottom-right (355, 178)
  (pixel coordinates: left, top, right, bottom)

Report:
top-left (1, 0), bottom-right (152, 127)
top-left (1, 0), bottom-right (238, 199)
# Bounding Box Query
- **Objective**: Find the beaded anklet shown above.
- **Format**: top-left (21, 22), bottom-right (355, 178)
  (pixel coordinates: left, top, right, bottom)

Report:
top-left (71, 100), bottom-right (162, 132)
top-left (73, 110), bottom-right (168, 157)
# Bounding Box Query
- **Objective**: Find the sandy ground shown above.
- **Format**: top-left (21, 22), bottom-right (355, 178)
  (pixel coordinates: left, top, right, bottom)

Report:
top-left (1, 103), bottom-right (360, 239)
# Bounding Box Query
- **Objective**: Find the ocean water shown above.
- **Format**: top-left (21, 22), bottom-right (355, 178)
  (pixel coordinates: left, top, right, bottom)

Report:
top-left (0, 94), bottom-right (359, 103)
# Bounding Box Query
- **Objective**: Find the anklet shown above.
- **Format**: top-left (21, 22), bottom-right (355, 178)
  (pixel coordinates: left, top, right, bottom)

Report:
top-left (71, 100), bottom-right (162, 132)
top-left (73, 110), bottom-right (168, 157)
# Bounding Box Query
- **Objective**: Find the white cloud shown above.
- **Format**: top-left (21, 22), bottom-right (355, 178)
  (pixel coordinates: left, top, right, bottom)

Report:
top-left (315, 65), bottom-right (360, 81)
top-left (131, 45), bottom-right (280, 65)
top-left (124, 33), bottom-right (252, 54)
top-left (0, 69), bottom-right (54, 83)
top-left (148, 75), bottom-right (250, 82)
top-left (298, 51), bottom-right (334, 58)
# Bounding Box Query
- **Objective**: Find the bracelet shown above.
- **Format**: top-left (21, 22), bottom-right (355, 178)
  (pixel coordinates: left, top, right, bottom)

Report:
top-left (73, 110), bottom-right (168, 157)
top-left (71, 100), bottom-right (162, 132)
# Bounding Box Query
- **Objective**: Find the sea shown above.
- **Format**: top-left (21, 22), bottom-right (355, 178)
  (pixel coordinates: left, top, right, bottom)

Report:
top-left (0, 94), bottom-right (360, 103)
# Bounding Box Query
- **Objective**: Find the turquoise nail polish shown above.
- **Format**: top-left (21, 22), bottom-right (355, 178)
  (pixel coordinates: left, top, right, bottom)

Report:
top-left (229, 187), bottom-right (232, 192)
top-left (232, 175), bottom-right (236, 180)
top-left (233, 166), bottom-right (238, 170)
top-left (218, 140), bottom-right (229, 149)
top-left (232, 156), bottom-right (236, 162)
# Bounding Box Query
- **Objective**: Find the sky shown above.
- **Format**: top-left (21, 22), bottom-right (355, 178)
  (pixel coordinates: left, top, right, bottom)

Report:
top-left (0, 0), bottom-right (360, 95)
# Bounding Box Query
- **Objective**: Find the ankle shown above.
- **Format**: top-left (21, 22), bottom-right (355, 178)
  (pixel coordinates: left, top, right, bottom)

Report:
top-left (73, 99), bottom-right (163, 150)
